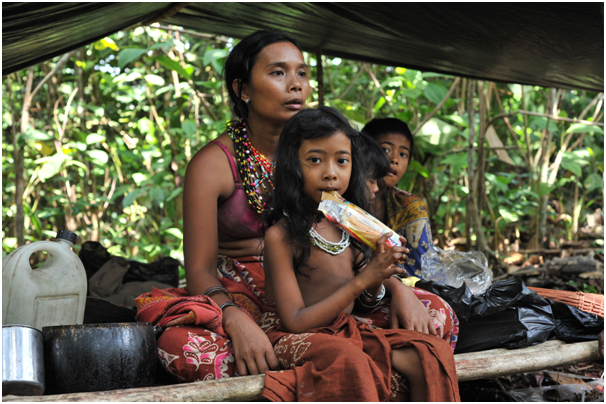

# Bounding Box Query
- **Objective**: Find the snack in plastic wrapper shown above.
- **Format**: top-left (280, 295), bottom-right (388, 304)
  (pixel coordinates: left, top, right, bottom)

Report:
top-left (318, 191), bottom-right (401, 250)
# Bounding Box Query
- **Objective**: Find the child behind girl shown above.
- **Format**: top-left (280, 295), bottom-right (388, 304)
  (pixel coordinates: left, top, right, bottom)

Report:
top-left (260, 107), bottom-right (459, 402)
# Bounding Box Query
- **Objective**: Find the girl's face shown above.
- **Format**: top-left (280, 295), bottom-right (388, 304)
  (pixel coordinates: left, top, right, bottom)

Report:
top-left (238, 42), bottom-right (310, 125)
top-left (299, 131), bottom-right (352, 206)
top-left (376, 132), bottom-right (411, 188)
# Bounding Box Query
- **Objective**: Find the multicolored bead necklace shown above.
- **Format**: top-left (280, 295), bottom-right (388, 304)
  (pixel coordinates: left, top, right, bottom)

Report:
top-left (227, 121), bottom-right (275, 214)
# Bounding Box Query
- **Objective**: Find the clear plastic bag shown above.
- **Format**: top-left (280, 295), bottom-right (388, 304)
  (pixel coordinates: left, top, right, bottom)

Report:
top-left (421, 246), bottom-right (493, 295)
top-left (509, 379), bottom-right (604, 402)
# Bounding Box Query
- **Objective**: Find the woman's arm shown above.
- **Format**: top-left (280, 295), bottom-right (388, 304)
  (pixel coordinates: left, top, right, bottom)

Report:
top-left (183, 138), bottom-right (279, 375)
top-left (384, 276), bottom-right (437, 335)
top-left (265, 227), bottom-right (406, 334)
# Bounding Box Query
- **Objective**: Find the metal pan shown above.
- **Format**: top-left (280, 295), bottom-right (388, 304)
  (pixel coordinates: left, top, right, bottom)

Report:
top-left (2, 324), bottom-right (45, 396)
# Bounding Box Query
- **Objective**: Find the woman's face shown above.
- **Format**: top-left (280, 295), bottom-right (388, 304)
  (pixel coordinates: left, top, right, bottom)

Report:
top-left (239, 42), bottom-right (310, 126)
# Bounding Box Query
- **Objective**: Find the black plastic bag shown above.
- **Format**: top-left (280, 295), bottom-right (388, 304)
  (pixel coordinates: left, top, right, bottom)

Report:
top-left (79, 241), bottom-right (181, 288)
top-left (417, 278), bottom-right (555, 353)
top-left (416, 277), bottom-right (603, 353)
top-left (123, 257), bottom-right (180, 288)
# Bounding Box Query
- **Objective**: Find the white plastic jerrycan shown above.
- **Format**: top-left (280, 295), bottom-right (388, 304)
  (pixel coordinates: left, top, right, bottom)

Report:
top-left (2, 230), bottom-right (87, 331)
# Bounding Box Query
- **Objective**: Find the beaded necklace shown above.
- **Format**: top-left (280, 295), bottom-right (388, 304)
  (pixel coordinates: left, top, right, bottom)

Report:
top-left (227, 121), bottom-right (275, 214)
top-left (308, 226), bottom-right (350, 255)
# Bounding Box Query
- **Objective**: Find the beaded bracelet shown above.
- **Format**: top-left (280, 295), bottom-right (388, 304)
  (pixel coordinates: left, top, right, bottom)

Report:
top-left (203, 285), bottom-right (234, 302)
top-left (357, 294), bottom-right (383, 308)
top-left (220, 301), bottom-right (238, 311)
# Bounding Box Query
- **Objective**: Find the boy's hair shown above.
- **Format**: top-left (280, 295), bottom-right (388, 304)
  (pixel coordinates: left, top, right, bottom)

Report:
top-left (266, 106), bottom-right (370, 273)
top-left (358, 133), bottom-right (390, 180)
top-left (224, 30), bottom-right (301, 121)
top-left (361, 118), bottom-right (415, 160)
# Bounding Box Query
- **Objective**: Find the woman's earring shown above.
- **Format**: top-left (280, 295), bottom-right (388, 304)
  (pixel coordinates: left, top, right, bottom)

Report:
top-left (244, 98), bottom-right (250, 104)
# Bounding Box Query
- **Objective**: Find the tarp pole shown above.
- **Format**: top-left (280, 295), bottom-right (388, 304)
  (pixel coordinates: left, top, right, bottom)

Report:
top-left (316, 47), bottom-right (324, 106)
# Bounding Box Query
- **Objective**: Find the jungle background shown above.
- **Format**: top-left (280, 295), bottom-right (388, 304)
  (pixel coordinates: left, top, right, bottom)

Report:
top-left (2, 25), bottom-right (604, 292)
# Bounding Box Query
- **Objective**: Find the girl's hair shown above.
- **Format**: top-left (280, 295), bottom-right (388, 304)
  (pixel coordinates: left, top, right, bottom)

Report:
top-left (266, 106), bottom-right (371, 273)
top-left (224, 30), bottom-right (301, 121)
top-left (358, 133), bottom-right (390, 180)
top-left (361, 117), bottom-right (415, 160)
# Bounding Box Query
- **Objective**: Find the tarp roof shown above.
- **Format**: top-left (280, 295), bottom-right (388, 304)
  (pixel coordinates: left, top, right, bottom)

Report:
top-left (3, 2), bottom-right (604, 92)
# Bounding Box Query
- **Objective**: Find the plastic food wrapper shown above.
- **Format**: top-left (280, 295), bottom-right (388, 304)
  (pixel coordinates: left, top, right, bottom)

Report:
top-left (318, 191), bottom-right (401, 250)
top-left (421, 245), bottom-right (493, 295)
top-left (509, 379), bottom-right (603, 402)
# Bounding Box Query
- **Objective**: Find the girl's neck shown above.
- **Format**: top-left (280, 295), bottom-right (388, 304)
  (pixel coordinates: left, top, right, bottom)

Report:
top-left (246, 114), bottom-right (283, 161)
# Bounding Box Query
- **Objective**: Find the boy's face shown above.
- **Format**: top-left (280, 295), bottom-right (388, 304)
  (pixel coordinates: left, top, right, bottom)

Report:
top-left (299, 130), bottom-right (352, 206)
top-left (376, 132), bottom-right (411, 188)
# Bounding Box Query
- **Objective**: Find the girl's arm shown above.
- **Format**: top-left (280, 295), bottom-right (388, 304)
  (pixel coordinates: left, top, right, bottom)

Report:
top-left (265, 227), bottom-right (406, 334)
top-left (183, 139), bottom-right (279, 375)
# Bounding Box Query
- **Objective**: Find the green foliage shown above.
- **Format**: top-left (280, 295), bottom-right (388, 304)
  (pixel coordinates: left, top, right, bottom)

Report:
top-left (2, 25), bottom-right (604, 272)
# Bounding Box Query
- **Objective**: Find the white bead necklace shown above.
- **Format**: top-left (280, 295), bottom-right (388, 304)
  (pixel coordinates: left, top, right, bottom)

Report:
top-left (308, 226), bottom-right (350, 255)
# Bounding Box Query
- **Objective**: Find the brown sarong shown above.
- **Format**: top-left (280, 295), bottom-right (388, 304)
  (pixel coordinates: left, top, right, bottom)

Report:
top-left (261, 303), bottom-right (460, 402)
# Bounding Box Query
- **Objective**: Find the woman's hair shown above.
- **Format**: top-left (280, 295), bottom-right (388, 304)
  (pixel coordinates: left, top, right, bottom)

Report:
top-left (358, 133), bottom-right (390, 180)
top-left (224, 30), bottom-right (301, 121)
top-left (361, 117), bottom-right (415, 160)
top-left (265, 106), bottom-right (371, 273)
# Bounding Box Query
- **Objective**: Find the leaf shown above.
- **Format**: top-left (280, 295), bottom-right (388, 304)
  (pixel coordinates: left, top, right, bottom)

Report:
top-left (20, 129), bottom-right (53, 142)
top-left (144, 74), bottom-right (165, 86)
top-left (203, 48), bottom-right (228, 73)
top-left (37, 153), bottom-right (65, 181)
top-left (149, 39), bottom-right (174, 51)
top-left (86, 150), bottom-right (109, 165)
top-left (85, 104), bottom-right (104, 117)
top-left (182, 120), bottom-right (197, 138)
top-left (415, 117), bottom-right (460, 145)
top-left (585, 173), bottom-right (603, 192)
top-left (150, 186), bottom-right (166, 207)
top-left (442, 114), bottom-right (469, 128)
top-left (439, 152), bottom-right (468, 175)
top-left (164, 227), bottom-right (183, 240)
top-left (560, 160), bottom-right (583, 177)
top-left (485, 173), bottom-right (508, 192)
top-left (86, 134), bottom-right (106, 144)
top-left (118, 48), bottom-right (147, 69)
top-left (154, 55), bottom-right (191, 81)
top-left (408, 160), bottom-right (429, 178)
top-left (499, 207), bottom-right (520, 223)
top-left (166, 187), bottom-right (183, 202)
top-left (95, 37), bottom-right (119, 51)
top-left (538, 182), bottom-right (553, 197)
top-left (122, 189), bottom-right (144, 209)
top-left (565, 123), bottom-right (604, 135)
top-left (423, 82), bottom-right (448, 104)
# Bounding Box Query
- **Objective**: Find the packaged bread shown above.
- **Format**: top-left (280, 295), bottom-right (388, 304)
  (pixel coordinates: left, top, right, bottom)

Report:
top-left (318, 191), bottom-right (402, 250)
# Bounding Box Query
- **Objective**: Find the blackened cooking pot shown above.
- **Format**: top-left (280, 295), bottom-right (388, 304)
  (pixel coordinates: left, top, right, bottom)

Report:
top-left (42, 322), bottom-right (156, 394)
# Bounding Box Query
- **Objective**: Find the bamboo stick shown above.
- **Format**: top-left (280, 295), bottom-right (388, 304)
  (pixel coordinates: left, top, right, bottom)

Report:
top-left (4, 341), bottom-right (600, 402)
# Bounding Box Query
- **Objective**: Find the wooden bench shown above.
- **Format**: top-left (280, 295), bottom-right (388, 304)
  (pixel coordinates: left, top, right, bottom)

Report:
top-left (4, 340), bottom-right (600, 402)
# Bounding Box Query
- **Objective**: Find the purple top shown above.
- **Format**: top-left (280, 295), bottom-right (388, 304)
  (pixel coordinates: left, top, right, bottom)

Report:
top-left (211, 140), bottom-right (264, 239)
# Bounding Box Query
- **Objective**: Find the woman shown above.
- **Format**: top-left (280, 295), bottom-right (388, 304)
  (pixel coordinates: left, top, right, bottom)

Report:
top-left (137, 30), bottom-right (310, 381)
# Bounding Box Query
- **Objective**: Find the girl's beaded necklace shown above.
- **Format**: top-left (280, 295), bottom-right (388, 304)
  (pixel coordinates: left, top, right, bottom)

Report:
top-left (309, 226), bottom-right (350, 255)
top-left (227, 121), bottom-right (275, 214)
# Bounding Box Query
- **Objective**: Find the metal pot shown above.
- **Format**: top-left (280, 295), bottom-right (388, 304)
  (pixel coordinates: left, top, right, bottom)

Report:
top-left (2, 325), bottom-right (45, 396)
top-left (43, 322), bottom-right (156, 394)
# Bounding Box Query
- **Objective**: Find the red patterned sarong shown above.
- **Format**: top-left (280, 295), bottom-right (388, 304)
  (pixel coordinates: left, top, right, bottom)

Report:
top-left (135, 255), bottom-right (265, 382)
top-left (260, 303), bottom-right (460, 402)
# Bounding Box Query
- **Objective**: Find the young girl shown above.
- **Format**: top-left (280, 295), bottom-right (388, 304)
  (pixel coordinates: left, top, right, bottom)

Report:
top-left (260, 107), bottom-right (459, 402)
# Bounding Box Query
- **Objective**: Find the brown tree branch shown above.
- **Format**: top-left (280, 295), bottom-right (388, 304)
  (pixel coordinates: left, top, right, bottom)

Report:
top-left (412, 77), bottom-right (461, 135)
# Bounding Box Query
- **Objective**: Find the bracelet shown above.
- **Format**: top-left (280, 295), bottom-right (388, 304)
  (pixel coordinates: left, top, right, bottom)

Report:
top-left (219, 301), bottom-right (238, 311)
top-left (202, 286), bottom-right (234, 302)
top-left (361, 284), bottom-right (386, 301)
top-left (357, 295), bottom-right (383, 308)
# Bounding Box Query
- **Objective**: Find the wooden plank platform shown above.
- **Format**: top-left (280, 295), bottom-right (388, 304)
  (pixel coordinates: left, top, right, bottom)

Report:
top-left (4, 340), bottom-right (600, 402)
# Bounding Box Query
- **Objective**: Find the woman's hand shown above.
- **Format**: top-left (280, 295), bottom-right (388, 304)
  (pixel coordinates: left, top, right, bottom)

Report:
top-left (387, 278), bottom-right (437, 335)
top-left (222, 306), bottom-right (280, 375)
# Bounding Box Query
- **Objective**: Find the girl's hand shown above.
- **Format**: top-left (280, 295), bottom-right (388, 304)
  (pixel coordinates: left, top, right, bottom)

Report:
top-left (222, 306), bottom-right (280, 375)
top-left (388, 279), bottom-right (438, 336)
top-left (362, 233), bottom-right (409, 287)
